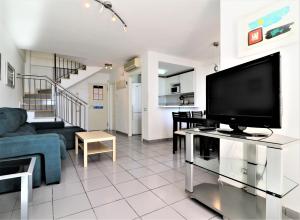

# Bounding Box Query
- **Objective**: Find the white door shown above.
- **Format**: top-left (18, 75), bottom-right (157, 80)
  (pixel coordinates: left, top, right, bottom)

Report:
top-left (132, 83), bottom-right (142, 135)
top-left (88, 84), bottom-right (108, 131)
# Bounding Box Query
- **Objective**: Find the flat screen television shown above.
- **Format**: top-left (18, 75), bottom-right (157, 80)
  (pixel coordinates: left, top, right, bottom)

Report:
top-left (206, 52), bottom-right (281, 136)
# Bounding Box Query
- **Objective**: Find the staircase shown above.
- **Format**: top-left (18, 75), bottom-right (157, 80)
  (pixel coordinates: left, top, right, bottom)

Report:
top-left (19, 74), bottom-right (87, 128)
top-left (54, 54), bottom-right (101, 89)
top-left (23, 88), bottom-right (55, 118)
top-left (19, 54), bottom-right (102, 128)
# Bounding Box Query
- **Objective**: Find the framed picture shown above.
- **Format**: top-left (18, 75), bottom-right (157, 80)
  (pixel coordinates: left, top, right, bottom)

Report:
top-left (238, 0), bottom-right (299, 57)
top-left (6, 62), bottom-right (15, 88)
top-left (93, 85), bottom-right (103, 100)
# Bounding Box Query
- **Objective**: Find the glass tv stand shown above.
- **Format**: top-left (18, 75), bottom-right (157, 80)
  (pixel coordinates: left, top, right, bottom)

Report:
top-left (184, 129), bottom-right (299, 220)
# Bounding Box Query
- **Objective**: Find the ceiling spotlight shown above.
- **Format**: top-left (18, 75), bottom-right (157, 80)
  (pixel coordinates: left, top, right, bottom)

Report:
top-left (84, 0), bottom-right (128, 31)
top-left (104, 63), bottom-right (113, 70)
top-left (111, 14), bottom-right (117, 22)
top-left (99, 4), bottom-right (104, 13)
top-left (84, 0), bottom-right (91, 8)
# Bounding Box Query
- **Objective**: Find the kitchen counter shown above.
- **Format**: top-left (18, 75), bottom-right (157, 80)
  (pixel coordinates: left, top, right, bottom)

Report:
top-left (159, 105), bottom-right (198, 108)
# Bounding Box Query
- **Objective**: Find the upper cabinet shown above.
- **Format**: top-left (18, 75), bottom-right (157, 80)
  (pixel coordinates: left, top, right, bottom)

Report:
top-left (180, 71), bottom-right (194, 93)
top-left (158, 61), bottom-right (196, 107)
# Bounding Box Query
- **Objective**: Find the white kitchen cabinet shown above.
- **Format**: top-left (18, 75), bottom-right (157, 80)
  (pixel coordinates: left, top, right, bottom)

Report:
top-left (159, 77), bottom-right (166, 96)
top-left (165, 75), bottom-right (180, 94)
top-left (180, 71), bottom-right (194, 93)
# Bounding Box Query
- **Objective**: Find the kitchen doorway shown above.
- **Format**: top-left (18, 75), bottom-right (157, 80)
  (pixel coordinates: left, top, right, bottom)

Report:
top-left (129, 74), bottom-right (142, 136)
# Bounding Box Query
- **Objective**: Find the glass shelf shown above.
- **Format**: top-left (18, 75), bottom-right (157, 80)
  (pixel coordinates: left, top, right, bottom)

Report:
top-left (193, 156), bottom-right (298, 197)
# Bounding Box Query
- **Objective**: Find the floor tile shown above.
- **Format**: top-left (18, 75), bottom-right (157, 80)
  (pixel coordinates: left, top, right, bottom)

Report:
top-left (60, 168), bottom-right (80, 184)
top-left (171, 198), bottom-right (215, 220)
top-left (13, 184), bottom-right (53, 210)
top-left (0, 192), bottom-right (17, 213)
top-left (53, 182), bottom-right (84, 200)
top-left (142, 206), bottom-right (185, 220)
top-left (81, 176), bottom-right (112, 192)
top-left (97, 164), bottom-right (125, 174)
top-left (105, 171), bottom-right (135, 184)
top-left (139, 175), bottom-right (170, 189)
top-left (152, 184), bottom-right (188, 204)
top-left (128, 167), bottom-right (155, 178)
top-left (163, 160), bottom-right (186, 169)
top-left (94, 199), bottom-right (137, 220)
top-left (59, 209), bottom-right (97, 220)
top-left (146, 164), bottom-right (171, 173)
top-left (11, 202), bottom-right (53, 220)
top-left (136, 159), bottom-right (158, 166)
top-left (126, 191), bottom-right (166, 216)
top-left (154, 155), bottom-right (176, 163)
top-left (76, 168), bottom-right (104, 180)
top-left (115, 180), bottom-right (148, 197)
top-left (119, 161), bottom-right (144, 170)
top-left (158, 170), bottom-right (185, 183)
top-left (0, 212), bottom-right (12, 219)
top-left (87, 186), bottom-right (122, 207)
top-left (53, 194), bottom-right (91, 219)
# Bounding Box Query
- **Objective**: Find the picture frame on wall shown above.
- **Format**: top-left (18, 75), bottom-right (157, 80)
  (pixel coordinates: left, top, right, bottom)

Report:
top-left (238, 0), bottom-right (299, 57)
top-left (6, 62), bottom-right (15, 88)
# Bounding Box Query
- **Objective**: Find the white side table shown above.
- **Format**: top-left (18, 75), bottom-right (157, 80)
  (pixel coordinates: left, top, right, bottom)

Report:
top-left (0, 157), bottom-right (36, 220)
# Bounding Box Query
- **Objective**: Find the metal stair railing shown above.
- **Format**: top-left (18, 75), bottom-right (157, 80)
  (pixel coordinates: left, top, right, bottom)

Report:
top-left (54, 54), bottom-right (86, 83)
top-left (17, 74), bottom-right (87, 129)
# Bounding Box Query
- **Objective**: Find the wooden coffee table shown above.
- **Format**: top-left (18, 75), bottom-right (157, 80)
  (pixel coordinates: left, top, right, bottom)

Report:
top-left (75, 131), bottom-right (116, 167)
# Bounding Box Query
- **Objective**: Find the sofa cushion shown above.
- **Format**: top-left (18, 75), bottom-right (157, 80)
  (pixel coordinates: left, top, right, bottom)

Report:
top-left (0, 108), bottom-right (28, 135)
top-left (36, 126), bottom-right (85, 150)
top-left (58, 134), bottom-right (67, 159)
top-left (17, 123), bottom-right (36, 134)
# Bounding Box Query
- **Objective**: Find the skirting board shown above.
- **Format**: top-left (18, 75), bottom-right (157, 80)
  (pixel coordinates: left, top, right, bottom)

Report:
top-left (115, 130), bottom-right (129, 136)
top-left (143, 138), bottom-right (172, 144)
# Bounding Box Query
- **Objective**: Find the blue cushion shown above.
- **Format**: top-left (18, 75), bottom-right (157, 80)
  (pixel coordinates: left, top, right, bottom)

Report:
top-left (58, 134), bottom-right (67, 159)
top-left (0, 108), bottom-right (28, 135)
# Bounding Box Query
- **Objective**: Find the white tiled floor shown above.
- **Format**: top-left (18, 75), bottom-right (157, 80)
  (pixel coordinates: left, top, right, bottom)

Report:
top-left (0, 133), bottom-right (219, 220)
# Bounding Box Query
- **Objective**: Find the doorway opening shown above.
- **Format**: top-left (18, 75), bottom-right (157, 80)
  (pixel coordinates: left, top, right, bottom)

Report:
top-left (88, 83), bottom-right (108, 131)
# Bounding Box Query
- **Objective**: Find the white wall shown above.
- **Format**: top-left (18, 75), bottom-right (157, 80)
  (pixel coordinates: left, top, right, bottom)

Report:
top-left (69, 72), bottom-right (110, 102)
top-left (0, 20), bottom-right (25, 107)
top-left (25, 51), bottom-right (54, 79)
top-left (220, 0), bottom-right (299, 138)
top-left (68, 71), bottom-right (111, 130)
top-left (143, 51), bottom-right (219, 140)
top-left (111, 65), bottom-right (140, 135)
top-left (220, 0), bottom-right (300, 211)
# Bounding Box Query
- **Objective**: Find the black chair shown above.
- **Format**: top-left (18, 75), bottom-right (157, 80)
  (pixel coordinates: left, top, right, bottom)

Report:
top-left (172, 112), bottom-right (191, 152)
top-left (178, 111), bottom-right (191, 129)
top-left (191, 111), bottom-right (203, 127)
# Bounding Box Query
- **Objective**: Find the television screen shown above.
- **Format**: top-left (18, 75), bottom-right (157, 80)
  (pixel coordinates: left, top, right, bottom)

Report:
top-left (206, 52), bottom-right (281, 129)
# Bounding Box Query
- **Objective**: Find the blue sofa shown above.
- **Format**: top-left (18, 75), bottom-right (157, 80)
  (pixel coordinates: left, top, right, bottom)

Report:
top-left (0, 108), bottom-right (84, 193)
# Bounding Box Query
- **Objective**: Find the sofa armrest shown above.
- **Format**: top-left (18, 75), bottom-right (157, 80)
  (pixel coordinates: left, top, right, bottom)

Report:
top-left (30, 121), bottom-right (65, 131)
top-left (0, 134), bottom-right (62, 184)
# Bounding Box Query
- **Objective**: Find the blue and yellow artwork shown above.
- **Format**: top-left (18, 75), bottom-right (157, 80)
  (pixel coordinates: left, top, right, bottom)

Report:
top-left (248, 6), bottom-right (290, 30)
top-left (247, 5), bottom-right (295, 46)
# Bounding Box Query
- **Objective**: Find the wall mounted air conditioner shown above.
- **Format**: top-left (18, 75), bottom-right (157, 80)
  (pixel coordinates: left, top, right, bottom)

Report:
top-left (124, 57), bottom-right (140, 72)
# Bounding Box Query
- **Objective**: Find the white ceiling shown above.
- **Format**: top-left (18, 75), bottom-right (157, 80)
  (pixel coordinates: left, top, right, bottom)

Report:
top-left (159, 61), bottom-right (193, 76)
top-left (0, 0), bottom-right (220, 66)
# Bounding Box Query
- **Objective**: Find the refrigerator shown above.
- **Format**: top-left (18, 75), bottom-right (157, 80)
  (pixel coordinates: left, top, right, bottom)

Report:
top-left (132, 83), bottom-right (142, 135)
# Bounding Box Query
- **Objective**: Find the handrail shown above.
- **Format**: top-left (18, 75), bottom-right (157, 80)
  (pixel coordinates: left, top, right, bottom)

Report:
top-left (17, 74), bottom-right (87, 105)
top-left (54, 54), bottom-right (86, 83)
